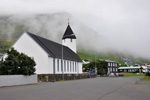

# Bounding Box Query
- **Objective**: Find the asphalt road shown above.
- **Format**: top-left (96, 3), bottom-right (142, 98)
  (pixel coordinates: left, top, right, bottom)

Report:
top-left (0, 77), bottom-right (150, 100)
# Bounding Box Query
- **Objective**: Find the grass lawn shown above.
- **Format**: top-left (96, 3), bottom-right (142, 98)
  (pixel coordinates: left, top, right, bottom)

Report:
top-left (123, 73), bottom-right (145, 77)
top-left (60, 80), bottom-right (65, 82)
top-left (142, 76), bottom-right (150, 81)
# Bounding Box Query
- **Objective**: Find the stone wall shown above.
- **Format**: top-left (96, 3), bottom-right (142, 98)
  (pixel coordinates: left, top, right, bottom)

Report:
top-left (38, 73), bottom-right (96, 82)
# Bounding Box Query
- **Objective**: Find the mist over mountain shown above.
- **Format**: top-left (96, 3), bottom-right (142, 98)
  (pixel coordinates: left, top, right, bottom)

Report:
top-left (0, 13), bottom-right (149, 62)
top-left (0, 13), bottom-right (111, 52)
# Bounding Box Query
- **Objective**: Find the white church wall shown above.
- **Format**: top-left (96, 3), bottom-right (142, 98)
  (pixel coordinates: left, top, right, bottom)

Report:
top-left (78, 62), bottom-right (83, 74)
top-left (12, 32), bottom-right (53, 74)
top-left (62, 39), bottom-right (76, 53)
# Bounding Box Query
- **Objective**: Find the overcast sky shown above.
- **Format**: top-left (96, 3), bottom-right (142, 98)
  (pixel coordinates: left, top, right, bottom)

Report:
top-left (0, 0), bottom-right (150, 59)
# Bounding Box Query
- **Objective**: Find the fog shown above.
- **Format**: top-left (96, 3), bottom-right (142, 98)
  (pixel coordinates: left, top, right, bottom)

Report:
top-left (0, 0), bottom-right (150, 59)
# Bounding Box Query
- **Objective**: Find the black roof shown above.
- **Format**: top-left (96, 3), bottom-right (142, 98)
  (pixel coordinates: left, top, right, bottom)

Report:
top-left (62, 25), bottom-right (76, 39)
top-left (27, 32), bottom-right (82, 62)
top-left (125, 61), bottom-right (135, 66)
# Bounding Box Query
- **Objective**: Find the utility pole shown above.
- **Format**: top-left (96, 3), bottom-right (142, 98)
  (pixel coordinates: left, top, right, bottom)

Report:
top-left (62, 43), bottom-right (64, 80)
top-left (95, 53), bottom-right (97, 74)
top-left (95, 33), bottom-right (97, 75)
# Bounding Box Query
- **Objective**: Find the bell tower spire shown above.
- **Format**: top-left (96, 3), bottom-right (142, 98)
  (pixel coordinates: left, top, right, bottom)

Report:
top-left (68, 18), bottom-right (70, 25)
top-left (62, 19), bottom-right (77, 53)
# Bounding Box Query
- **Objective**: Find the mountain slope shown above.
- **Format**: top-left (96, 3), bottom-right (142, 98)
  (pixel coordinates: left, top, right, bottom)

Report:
top-left (77, 50), bottom-right (150, 65)
top-left (0, 13), bottom-right (149, 65)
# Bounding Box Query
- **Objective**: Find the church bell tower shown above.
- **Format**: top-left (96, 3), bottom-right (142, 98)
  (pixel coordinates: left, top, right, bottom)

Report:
top-left (62, 20), bottom-right (76, 53)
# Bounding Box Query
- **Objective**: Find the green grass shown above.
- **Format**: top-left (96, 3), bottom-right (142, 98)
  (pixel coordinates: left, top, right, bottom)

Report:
top-left (123, 73), bottom-right (145, 77)
top-left (142, 76), bottom-right (150, 81)
top-left (77, 50), bottom-right (116, 60)
top-left (77, 50), bottom-right (126, 65)
top-left (60, 80), bottom-right (65, 82)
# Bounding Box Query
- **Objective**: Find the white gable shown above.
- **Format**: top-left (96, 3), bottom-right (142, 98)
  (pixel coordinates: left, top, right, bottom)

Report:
top-left (12, 32), bottom-right (53, 74)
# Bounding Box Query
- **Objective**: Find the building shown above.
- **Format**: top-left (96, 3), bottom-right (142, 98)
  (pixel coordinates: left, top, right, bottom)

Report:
top-left (0, 54), bottom-right (4, 61)
top-left (141, 66), bottom-right (148, 73)
top-left (82, 59), bottom-right (91, 64)
top-left (105, 60), bottom-right (118, 75)
top-left (125, 61), bottom-right (135, 66)
top-left (118, 66), bottom-right (141, 73)
top-left (62, 25), bottom-right (76, 53)
top-left (8, 24), bottom-right (82, 74)
top-left (147, 65), bottom-right (150, 72)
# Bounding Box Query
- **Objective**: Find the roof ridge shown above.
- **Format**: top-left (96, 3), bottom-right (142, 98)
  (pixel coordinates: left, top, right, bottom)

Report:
top-left (26, 32), bottom-right (82, 62)
top-left (28, 32), bottom-right (69, 48)
top-left (27, 32), bottom-right (56, 57)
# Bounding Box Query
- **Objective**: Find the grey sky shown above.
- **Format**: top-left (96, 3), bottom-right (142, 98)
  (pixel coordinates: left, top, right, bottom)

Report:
top-left (0, 0), bottom-right (150, 58)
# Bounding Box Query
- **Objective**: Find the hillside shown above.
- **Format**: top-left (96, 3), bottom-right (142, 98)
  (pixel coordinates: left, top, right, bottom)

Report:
top-left (0, 38), bottom-right (16, 53)
top-left (0, 14), bottom-right (150, 65)
top-left (0, 38), bottom-right (150, 65)
top-left (77, 50), bottom-right (150, 65)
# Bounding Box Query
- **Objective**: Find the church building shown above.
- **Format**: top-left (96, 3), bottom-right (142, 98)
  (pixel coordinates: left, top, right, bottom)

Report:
top-left (11, 24), bottom-right (82, 74)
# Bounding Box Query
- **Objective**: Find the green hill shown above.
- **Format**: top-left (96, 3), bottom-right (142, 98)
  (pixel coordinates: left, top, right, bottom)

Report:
top-left (77, 50), bottom-right (150, 65)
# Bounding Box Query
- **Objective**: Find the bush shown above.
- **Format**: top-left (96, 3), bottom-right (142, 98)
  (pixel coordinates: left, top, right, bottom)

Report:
top-left (145, 72), bottom-right (150, 76)
top-left (83, 64), bottom-right (90, 72)
top-left (83, 60), bottom-right (107, 75)
top-left (0, 48), bottom-right (36, 75)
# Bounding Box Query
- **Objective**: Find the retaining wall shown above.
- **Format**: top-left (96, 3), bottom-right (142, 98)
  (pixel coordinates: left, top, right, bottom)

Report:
top-left (38, 73), bottom-right (96, 82)
top-left (0, 75), bottom-right (37, 87)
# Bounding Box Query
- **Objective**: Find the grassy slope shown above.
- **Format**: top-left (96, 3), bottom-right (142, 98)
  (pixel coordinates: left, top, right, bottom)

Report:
top-left (77, 50), bottom-right (150, 65)
top-left (77, 50), bottom-right (126, 64)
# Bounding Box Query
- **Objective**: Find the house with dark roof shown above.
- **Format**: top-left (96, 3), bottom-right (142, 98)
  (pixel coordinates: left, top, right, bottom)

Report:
top-left (8, 24), bottom-right (82, 74)
top-left (125, 61), bottom-right (135, 66)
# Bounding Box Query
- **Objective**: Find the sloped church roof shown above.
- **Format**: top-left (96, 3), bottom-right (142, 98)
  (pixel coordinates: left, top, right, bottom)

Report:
top-left (62, 25), bottom-right (76, 39)
top-left (27, 32), bottom-right (82, 62)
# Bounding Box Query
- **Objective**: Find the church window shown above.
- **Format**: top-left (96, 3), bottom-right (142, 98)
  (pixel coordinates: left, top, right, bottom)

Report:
top-left (73, 62), bottom-right (74, 72)
top-left (67, 61), bottom-right (69, 72)
top-left (57, 59), bottom-right (59, 72)
top-left (64, 60), bottom-right (66, 72)
top-left (75, 62), bottom-right (76, 72)
top-left (61, 60), bottom-right (63, 72)
top-left (70, 61), bottom-right (71, 72)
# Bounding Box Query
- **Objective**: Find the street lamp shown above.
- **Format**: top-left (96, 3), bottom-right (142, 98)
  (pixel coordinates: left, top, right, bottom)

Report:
top-left (62, 43), bottom-right (64, 80)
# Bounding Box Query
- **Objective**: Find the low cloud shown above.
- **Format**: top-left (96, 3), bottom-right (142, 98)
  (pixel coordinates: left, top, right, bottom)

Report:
top-left (0, 0), bottom-right (150, 59)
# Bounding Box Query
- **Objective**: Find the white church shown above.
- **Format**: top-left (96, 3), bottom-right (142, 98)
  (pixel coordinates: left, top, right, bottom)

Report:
top-left (11, 24), bottom-right (83, 74)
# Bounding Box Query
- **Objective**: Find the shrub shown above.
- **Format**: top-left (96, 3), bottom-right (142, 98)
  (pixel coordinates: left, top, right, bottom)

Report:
top-left (83, 60), bottom-right (107, 75)
top-left (145, 72), bottom-right (150, 76)
top-left (0, 48), bottom-right (36, 75)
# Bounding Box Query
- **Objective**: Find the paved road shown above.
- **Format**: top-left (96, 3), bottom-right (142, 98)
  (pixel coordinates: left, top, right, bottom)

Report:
top-left (0, 77), bottom-right (150, 100)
